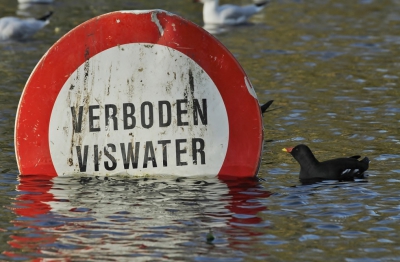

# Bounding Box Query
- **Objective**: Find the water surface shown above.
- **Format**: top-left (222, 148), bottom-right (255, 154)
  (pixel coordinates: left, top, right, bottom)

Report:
top-left (1, 0), bottom-right (399, 261)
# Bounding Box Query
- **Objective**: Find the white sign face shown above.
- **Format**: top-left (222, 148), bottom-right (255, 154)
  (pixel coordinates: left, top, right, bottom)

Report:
top-left (49, 43), bottom-right (229, 176)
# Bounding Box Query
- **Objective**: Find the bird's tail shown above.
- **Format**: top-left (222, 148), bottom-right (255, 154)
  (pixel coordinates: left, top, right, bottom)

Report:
top-left (255, 1), bottom-right (270, 10)
top-left (37, 11), bottom-right (54, 22)
top-left (260, 100), bottom-right (274, 114)
top-left (361, 157), bottom-right (370, 167)
top-left (353, 157), bottom-right (370, 179)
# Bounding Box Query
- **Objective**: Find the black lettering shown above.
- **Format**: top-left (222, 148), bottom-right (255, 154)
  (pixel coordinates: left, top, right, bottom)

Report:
top-left (192, 138), bottom-right (205, 165)
top-left (105, 104), bottom-right (118, 130)
top-left (89, 105), bottom-right (100, 132)
top-left (193, 99), bottom-right (208, 125)
top-left (104, 143), bottom-right (117, 171)
top-left (177, 99), bottom-right (188, 126)
top-left (143, 141), bottom-right (157, 168)
top-left (123, 103), bottom-right (136, 130)
top-left (141, 102), bottom-right (154, 128)
top-left (76, 145), bottom-right (88, 172)
top-left (120, 142), bottom-right (140, 169)
top-left (188, 69), bottom-right (194, 94)
top-left (71, 106), bottom-right (83, 133)
top-left (158, 140), bottom-right (171, 167)
top-left (158, 101), bottom-right (171, 127)
top-left (176, 139), bottom-right (187, 166)
top-left (94, 145), bottom-right (99, 171)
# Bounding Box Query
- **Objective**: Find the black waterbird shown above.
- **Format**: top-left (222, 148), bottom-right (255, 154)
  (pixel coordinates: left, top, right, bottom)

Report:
top-left (260, 100), bottom-right (274, 115)
top-left (283, 144), bottom-right (370, 183)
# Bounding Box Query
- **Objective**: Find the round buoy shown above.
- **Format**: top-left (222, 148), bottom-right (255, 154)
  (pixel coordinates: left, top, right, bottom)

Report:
top-left (15, 10), bottom-right (263, 178)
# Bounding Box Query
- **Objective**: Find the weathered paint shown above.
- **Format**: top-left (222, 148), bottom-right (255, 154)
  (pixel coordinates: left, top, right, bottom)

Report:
top-left (49, 43), bottom-right (229, 176)
top-left (14, 10), bottom-right (263, 178)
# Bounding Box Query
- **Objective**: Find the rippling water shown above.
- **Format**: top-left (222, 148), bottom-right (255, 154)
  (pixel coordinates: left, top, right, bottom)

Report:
top-left (1, 0), bottom-right (400, 261)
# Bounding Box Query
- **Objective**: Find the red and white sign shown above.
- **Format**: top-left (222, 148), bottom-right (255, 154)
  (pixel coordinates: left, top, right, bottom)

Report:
top-left (14, 10), bottom-right (263, 178)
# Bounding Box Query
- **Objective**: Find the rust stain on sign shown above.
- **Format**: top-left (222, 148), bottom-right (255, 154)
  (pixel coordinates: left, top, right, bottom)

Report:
top-left (49, 43), bottom-right (229, 176)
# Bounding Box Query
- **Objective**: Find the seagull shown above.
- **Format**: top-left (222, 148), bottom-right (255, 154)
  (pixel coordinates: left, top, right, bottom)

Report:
top-left (195, 0), bottom-right (269, 25)
top-left (0, 11), bottom-right (53, 41)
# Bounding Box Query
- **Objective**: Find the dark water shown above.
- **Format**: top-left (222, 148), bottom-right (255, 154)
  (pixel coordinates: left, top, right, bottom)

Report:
top-left (1, 0), bottom-right (400, 261)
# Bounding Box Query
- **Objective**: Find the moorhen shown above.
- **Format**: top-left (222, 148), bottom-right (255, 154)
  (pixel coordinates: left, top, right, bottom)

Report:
top-left (283, 144), bottom-right (370, 183)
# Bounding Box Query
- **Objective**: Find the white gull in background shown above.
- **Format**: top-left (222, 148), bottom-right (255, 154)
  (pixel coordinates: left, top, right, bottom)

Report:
top-left (17, 0), bottom-right (54, 13)
top-left (195, 0), bottom-right (269, 25)
top-left (0, 11), bottom-right (53, 41)
top-left (18, 0), bottom-right (53, 3)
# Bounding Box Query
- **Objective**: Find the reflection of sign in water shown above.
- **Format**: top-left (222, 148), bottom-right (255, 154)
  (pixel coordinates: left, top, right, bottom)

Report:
top-left (8, 175), bottom-right (271, 260)
top-left (15, 10), bottom-right (263, 178)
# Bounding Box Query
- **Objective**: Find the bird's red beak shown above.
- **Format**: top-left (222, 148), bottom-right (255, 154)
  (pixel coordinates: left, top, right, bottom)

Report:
top-left (282, 147), bottom-right (293, 153)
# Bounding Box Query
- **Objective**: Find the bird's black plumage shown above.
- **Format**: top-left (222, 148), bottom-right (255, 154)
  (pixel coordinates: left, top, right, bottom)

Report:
top-left (283, 144), bottom-right (370, 184)
top-left (255, 1), bottom-right (270, 8)
top-left (260, 100), bottom-right (274, 115)
top-left (37, 11), bottom-right (53, 22)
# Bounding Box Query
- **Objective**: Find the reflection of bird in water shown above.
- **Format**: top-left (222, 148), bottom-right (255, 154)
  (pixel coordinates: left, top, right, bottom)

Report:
top-left (283, 144), bottom-right (370, 184)
top-left (18, 0), bottom-right (53, 11)
top-left (0, 11), bottom-right (53, 41)
top-left (194, 0), bottom-right (269, 25)
top-left (18, 0), bottom-right (53, 3)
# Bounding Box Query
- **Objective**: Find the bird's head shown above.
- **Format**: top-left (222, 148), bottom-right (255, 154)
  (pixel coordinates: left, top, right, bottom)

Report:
top-left (282, 144), bottom-right (317, 165)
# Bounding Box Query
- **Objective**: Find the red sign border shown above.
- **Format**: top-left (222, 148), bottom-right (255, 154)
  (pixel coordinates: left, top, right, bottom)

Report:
top-left (14, 10), bottom-right (263, 178)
